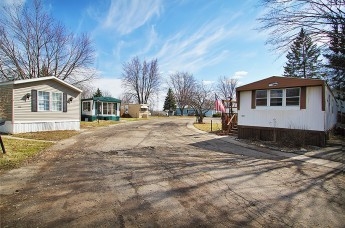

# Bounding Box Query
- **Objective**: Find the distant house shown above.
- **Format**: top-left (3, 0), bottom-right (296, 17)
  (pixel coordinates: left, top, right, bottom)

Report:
top-left (0, 76), bottom-right (82, 134)
top-left (81, 97), bottom-right (121, 121)
top-left (120, 104), bottom-right (149, 118)
top-left (175, 106), bottom-right (216, 117)
top-left (236, 76), bottom-right (337, 146)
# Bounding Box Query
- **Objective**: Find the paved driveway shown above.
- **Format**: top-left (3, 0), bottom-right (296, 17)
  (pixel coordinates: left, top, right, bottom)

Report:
top-left (0, 117), bottom-right (344, 227)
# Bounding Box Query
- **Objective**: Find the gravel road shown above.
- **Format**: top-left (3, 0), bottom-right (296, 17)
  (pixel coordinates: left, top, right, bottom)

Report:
top-left (0, 117), bottom-right (344, 227)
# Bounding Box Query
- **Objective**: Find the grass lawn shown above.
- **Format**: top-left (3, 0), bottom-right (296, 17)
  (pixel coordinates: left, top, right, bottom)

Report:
top-left (193, 121), bottom-right (222, 133)
top-left (14, 130), bottom-right (80, 141)
top-left (0, 130), bottom-right (79, 170)
top-left (0, 137), bottom-right (53, 170)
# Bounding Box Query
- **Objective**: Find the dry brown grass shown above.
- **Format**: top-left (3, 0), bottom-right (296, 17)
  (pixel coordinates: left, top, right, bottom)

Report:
top-left (0, 137), bottom-right (53, 170)
top-left (13, 130), bottom-right (79, 141)
top-left (80, 120), bottom-right (121, 129)
top-left (193, 122), bottom-right (222, 133)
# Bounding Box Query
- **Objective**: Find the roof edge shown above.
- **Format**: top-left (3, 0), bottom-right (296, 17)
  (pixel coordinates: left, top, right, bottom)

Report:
top-left (0, 76), bottom-right (82, 93)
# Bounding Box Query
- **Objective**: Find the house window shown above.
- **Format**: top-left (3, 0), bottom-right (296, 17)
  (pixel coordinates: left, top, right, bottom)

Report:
top-left (83, 101), bottom-right (91, 111)
top-left (270, 89), bottom-right (283, 106)
top-left (52, 92), bottom-right (62, 111)
top-left (254, 87), bottom-right (301, 107)
top-left (113, 103), bottom-right (117, 114)
top-left (109, 103), bottom-right (114, 114)
top-left (101, 102), bottom-right (114, 115)
top-left (38, 91), bottom-right (50, 111)
top-left (95, 102), bottom-right (102, 114)
top-left (256, 90), bottom-right (267, 106)
top-left (286, 88), bottom-right (300, 106)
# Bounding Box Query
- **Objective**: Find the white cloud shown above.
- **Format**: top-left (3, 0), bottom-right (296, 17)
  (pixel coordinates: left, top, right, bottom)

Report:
top-left (233, 71), bottom-right (248, 79)
top-left (0, 0), bottom-right (25, 7)
top-left (102, 0), bottom-right (162, 35)
top-left (202, 80), bottom-right (215, 85)
top-left (92, 78), bottom-right (123, 99)
top-left (153, 15), bottom-right (241, 74)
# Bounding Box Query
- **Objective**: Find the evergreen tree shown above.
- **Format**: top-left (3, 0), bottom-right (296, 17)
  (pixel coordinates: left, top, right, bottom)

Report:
top-left (163, 88), bottom-right (177, 111)
top-left (324, 23), bottom-right (345, 100)
top-left (93, 88), bottom-right (103, 97)
top-left (283, 28), bottom-right (322, 79)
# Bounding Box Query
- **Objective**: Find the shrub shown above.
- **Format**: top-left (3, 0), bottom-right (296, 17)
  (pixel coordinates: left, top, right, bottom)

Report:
top-left (212, 113), bottom-right (221, 117)
top-left (279, 129), bottom-right (307, 148)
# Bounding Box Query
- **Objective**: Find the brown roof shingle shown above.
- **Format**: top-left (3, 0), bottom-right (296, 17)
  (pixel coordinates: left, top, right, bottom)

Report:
top-left (236, 76), bottom-right (325, 91)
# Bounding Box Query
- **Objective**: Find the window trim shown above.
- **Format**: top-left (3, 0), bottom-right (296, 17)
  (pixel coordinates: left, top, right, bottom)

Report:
top-left (38, 91), bottom-right (50, 111)
top-left (51, 92), bottom-right (62, 111)
top-left (269, 89), bottom-right (283, 106)
top-left (254, 87), bottom-right (301, 108)
top-left (286, 87), bottom-right (300, 106)
top-left (255, 90), bottom-right (268, 106)
top-left (82, 101), bottom-right (91, 112)
top-left (36, 91), bottom-right (65, 112)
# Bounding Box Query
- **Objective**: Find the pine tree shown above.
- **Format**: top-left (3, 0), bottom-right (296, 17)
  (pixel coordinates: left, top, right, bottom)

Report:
top-left (324, 23), bottom-right (345, 100)
top-left (283, 28), bottom-right (322, 79)
top-left (163, 88), bottom-right (177, 112)
top-left (93, 88), bottom-right (103, 97)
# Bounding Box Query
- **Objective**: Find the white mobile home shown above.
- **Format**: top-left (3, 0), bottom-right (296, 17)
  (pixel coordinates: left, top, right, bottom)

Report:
top-left (0, 76), bottom-right (82, 134)
top-left (236, 76), bottom-right (337, 146)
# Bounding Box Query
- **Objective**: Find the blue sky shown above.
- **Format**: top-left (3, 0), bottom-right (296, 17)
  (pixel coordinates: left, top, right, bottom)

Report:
top-left (6, 0), bottom-right (287, 102)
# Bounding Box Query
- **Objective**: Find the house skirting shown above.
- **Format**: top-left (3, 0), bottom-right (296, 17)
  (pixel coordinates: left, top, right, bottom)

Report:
top-left (237, 125), bottom-right (327, 147)
top-left (81, 115), bottom-right (120, 121)
top-left (0, 120), bottom-right (80, 134)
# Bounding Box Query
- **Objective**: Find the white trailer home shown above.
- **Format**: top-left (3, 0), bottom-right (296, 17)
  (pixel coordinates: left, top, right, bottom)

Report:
top-left (0, 76), bottom-right (82, 134)
top-left (236, 76), bottom-right (337, 146)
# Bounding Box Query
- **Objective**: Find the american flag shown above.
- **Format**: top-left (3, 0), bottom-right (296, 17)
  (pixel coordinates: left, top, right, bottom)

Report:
top-left (215, 94), bottom-right (225, 113)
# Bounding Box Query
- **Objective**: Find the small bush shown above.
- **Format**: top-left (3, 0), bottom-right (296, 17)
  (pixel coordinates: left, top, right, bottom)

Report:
top-left (279, 129), bottom-right (307, 148)
top-left (212, 113), bottom-right (221, 117)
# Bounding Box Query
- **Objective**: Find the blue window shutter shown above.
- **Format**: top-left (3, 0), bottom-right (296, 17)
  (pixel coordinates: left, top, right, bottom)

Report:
top-left (63, 93), bottom-right (67, 112)
top-left (31, 90), bottom-right (37, 112)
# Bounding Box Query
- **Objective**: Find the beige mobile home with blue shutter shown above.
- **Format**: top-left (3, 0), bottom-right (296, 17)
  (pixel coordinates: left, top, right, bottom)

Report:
top-left (0, 76), bottom-right (82, 134)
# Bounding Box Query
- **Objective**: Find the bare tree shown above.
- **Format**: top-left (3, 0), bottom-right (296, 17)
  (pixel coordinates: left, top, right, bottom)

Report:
top-left (0, 0), bottom-right (95, 85)
top-left (122, 56), bottom-right (161, 104)
top-left (80, 84), bottom-right (95, 99)
top-left (120, 92), bottom-right (135, 104)
top-left (169, 72), bottom-right (196, 116)
top-left (190, 81), bottom-right (214, 123)
top-left (258, 0), bottom-right (345, 52)
top-left (216, 76), bottom-right (238, 100)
